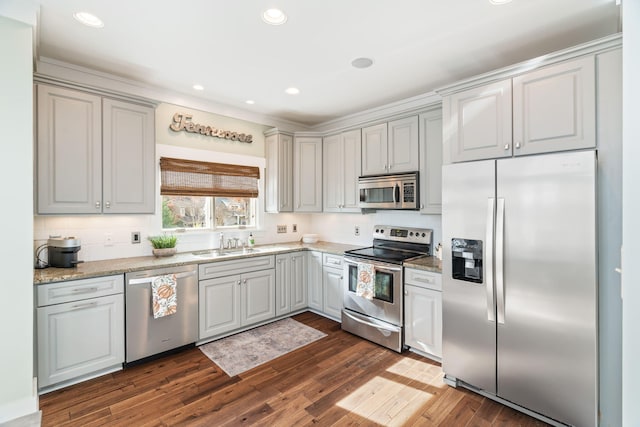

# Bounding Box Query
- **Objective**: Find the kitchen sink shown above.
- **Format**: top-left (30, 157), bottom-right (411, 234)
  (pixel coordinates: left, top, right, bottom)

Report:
top-left (191, 246), bottom-right (291, 258)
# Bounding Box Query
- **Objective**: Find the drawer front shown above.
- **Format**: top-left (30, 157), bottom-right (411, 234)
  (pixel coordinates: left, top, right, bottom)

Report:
top-left (322, 253), bottom-right (343, 269)
top-left (199, 255), bottom-right (275, 280)
top-left (404, 268), bottom-right (442, 291)
top-left (37, 275), bottom-right (124, 307)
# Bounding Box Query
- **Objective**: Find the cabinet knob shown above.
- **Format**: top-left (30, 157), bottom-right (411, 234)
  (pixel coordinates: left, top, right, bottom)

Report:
top-left (504, 144), bottom-right (510, 150)
top-left (237, 280), bottom-right (241, 286)
top-left (105, 201), bottom-right (111, 208)
top-left (242, 279), bottom-right (247, 285)
top-left (95, 201), bottom-right (101, 209)
top-left (404, 290), bottom-right (408, 296)
top-left (515, 142), bottom-right (521, 149)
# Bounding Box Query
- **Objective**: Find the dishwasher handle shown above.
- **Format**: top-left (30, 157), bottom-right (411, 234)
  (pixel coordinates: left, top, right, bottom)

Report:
top-left (128, 270), bottom-right (196, 286)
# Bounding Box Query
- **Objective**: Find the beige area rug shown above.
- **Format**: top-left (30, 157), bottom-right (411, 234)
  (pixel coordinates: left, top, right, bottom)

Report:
top-left (199, 318), bottom-right (327, 377)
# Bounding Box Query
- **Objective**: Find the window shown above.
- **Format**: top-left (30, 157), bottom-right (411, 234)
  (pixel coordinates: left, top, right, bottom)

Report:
top-left (160, 157), bottom-right (260, 231)
top-left (162, 195), bottom-right (256, 230)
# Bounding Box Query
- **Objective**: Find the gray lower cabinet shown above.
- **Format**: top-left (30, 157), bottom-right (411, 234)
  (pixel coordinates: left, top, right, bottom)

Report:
top-left (36, 275), bottom-right (124, 390)
top-left (404, 268), bottom-right (442, 359)
top-left (307, 251), bottom-right (323, 311)
top-left (199, 256), bottom-right (276, 340)
top-left (322, 253), bottom-right (344, 321)
top-left (276, 252), bottom-right (308, 316)
top-left (307, 251), bottom-right (344, 320)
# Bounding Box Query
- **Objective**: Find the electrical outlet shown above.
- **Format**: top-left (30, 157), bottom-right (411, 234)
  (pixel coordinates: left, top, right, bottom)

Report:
top-left (131, 231), bottom-right (141, 244)
top-left (277, 225), bottom-right (287, 233)
top-left (104, 233), bottom-right (114, 246)
top-left (355, 225), bottom-right (360, 236)
top-left (292, 224), bottom-right (297, 233)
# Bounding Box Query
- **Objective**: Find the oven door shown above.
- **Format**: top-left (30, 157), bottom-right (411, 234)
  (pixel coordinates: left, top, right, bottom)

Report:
top-left (343, 256), bottom-right (403, 326)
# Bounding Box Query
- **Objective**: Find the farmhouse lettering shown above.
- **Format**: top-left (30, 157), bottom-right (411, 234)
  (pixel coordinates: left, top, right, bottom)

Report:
top-left (169, 113), bottom-right (253, 143)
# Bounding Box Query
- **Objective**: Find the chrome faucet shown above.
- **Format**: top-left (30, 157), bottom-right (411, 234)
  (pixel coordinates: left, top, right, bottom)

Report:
top-left (219, 232), bottom-right (224, 253)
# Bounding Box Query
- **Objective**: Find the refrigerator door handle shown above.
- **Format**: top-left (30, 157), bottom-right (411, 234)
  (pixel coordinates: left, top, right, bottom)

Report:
top-left (496, 197), bottom-right (506, 324)
top-left (486, 198), bottom-right (496, 322)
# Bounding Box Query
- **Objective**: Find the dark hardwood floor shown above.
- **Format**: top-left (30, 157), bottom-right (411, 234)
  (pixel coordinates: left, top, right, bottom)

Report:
top-left (40, 312), bottom-right (549, 426)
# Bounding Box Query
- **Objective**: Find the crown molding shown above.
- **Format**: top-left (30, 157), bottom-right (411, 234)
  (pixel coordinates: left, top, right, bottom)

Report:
top-left (436, 33), bottom-right (622, 96)
top-left (34, 56), bottom-right (309, 133)
top-left (310, 91), bottom-right (442, 135)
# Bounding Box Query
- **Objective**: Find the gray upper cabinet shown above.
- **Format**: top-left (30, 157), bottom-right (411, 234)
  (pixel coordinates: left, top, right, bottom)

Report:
top-left (419, 109), bottom-right (443, 214)
top-left (512, 56), bottom-right (596, 156)
top-left (293, 136), bottom-right (322, 212)
top-left (445, 80), bottom-right (513, 163)
top-left (264, 131), bottom-right (293, 213)
top-left (36, 84), bottom-right (155, 214)
top-left (362, 117), bottom-right (419, 176)
top-left (102, 98), bottom-right (155, 213)
top-left (323, 129), bottom-right (361, 213)
top-left (444, 55), bottom-right (596, 163)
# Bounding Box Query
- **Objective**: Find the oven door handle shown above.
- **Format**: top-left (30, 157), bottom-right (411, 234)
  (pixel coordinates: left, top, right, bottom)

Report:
top-left (342, 310), bottom-right (401, 333)
top-left (374, 265), bottom-right (402, 273)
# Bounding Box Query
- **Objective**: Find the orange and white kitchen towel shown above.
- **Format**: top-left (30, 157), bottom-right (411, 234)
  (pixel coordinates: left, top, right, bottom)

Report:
top-left (152, 274), bottom-right (177, 318)
top-left (356, 262), bottom-right (374, 300)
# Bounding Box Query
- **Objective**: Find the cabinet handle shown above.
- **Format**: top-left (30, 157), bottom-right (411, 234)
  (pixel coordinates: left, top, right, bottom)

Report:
top-left (72, 287), bottom-right (99, 293)
top-left (413, 277), bottom-right (434, 284)
top-left (105, 201), bottom-right (111, 208)
top-left (71, 302), bottom-right (98, 310)
top-left (95, 201), bottom-right (101, 209)
top-left (515, 142), bottom-right (521, 149)
top-left (242, 279), bottom-right (247, 285)
top-left (504, 144), bottom-right (510, 150)
top-left (404, 290), bottom-right (408, 296)
top-left (237, 280), bottom-right (241, 286)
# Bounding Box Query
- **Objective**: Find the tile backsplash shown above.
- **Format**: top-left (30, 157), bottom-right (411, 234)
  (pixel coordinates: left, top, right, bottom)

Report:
top-left (34, 210), bottom-right (441, 263)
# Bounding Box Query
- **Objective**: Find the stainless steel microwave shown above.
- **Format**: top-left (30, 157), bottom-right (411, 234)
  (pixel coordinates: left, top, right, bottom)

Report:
top-left (358, 172), bottom-right (419, 210)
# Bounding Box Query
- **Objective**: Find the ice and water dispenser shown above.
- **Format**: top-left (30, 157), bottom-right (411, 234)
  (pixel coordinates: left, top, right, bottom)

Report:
top-left (451, 238), bottom-right (483, 283)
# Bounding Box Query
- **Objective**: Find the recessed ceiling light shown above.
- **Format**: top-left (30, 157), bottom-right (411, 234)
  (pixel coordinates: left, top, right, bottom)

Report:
top-left (245, 100), bottom-right (255, 105)
top-left (351, 57), bottom-right (374, 69)
top-left (285, 87), bottom-right (300, 95)
top-left (262, 8), bottom-right (287, 25)
top-left (72, 12), bottom-right (104, 28)
top-left (489, 0), bottom-right (512, 4)
top-left (193, 84), bottom-right (204, 91)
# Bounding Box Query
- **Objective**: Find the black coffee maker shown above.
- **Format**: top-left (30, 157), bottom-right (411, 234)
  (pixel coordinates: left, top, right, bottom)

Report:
top-left (48, 237), bottom-right (84, 268)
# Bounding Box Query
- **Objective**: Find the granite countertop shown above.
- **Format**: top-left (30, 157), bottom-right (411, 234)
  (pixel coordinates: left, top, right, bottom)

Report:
top-left (403, 256), bottom-right (442, 274)
top-left (33, 241), bottom-right (360, 285)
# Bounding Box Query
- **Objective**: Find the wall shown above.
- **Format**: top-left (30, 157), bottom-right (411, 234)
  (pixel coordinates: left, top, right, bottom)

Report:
top-left (0, 14), bottom-right (38, 423)
top-left (622, 1), bottom-right (640, 426)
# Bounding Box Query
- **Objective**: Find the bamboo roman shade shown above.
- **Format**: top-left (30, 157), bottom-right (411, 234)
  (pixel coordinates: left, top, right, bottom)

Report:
top-left (160, 157), bottom-right (260, 198)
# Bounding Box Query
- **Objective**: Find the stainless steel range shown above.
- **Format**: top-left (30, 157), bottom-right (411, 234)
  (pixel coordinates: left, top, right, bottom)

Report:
top-left (342, 225), bottom-right (432, 352)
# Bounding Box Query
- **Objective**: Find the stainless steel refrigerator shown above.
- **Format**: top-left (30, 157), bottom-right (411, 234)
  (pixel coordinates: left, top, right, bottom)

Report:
top-left (441, 150), bottom-right (597, 427)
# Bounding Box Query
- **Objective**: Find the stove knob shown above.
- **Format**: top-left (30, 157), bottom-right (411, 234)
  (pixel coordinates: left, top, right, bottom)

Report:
top-left (409, 232), bottom-right (414, 236)
top-left (421, 232), bottom-right (426, 237)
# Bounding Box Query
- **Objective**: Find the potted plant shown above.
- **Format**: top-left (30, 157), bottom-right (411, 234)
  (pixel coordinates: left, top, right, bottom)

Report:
top-left (148, 234), bottom-right (178, 257)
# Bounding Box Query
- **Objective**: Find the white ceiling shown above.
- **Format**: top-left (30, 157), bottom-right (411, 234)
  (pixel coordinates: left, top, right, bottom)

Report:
top-left (35, 0), bottom-right (620, 127)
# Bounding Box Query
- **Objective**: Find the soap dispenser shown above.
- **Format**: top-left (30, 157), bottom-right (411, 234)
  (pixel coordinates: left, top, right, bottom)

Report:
top-left (248, 233), bottom-right (255, 248)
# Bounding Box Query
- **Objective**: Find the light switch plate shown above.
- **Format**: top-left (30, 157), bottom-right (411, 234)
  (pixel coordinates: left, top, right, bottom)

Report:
top-left (277, 225), bottom-right (287, 233)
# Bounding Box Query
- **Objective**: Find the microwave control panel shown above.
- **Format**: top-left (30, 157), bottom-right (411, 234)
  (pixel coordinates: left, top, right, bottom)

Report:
top-left (403, 182), bottom-right (415, 202)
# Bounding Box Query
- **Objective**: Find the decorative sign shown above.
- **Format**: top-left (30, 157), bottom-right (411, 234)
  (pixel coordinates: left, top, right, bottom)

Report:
top-left (169, 113), bottom-right (253, 143)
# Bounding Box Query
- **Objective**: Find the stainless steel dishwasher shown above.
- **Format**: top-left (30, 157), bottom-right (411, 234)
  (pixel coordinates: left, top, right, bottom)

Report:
top-left (125, 264), bottom-right (198, 363)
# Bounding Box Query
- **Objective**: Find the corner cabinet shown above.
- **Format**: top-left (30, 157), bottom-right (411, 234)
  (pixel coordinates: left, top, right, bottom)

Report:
top-left (36, 84), bottom-right (155, 214)
top-left (444, 55), bottom-right (596, 163)
top-left (323, 129), bottom-right (361, 213)
top-left (419, 110), bottom-right (443, 214)
top-left (293, 136), bottom-right (323, 212)
top-left (264, 131), bottom-right (293, 212)
top-left (275, 252), bottom-right (308, 316)
top-left (361, 116), bottom-right (419, 176)
top-left (307, 251), bottom-right (324, 312)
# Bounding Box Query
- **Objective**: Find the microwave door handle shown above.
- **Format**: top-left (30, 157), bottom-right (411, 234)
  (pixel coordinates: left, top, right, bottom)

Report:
top-left (394, 184), bottom-right (399, 204)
